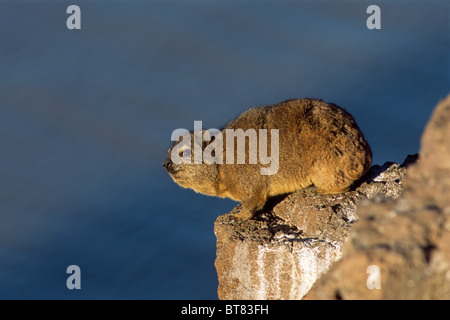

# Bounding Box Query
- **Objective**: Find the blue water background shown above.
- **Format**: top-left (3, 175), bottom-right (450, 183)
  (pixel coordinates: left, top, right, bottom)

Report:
top-left (0, 1), bottom-right (448, 299)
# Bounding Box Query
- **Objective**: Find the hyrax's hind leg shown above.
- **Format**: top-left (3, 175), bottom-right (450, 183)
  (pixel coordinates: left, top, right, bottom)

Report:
top-left (313, 169), bottom-right (352, 194)
top-left (312, 145), bottom-right (369, 194)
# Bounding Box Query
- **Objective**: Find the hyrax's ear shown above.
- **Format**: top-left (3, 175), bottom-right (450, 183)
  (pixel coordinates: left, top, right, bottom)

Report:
top-left (193, 129), bottom-right (203, 141)
top-left (191, 130), bottom-right (206, 149)
top-left (194, 129), bottom-right (214, 149)
top-left (202, 129), bottom-right (221, 149)
top-left (201, 130), bottom-right (210, 149)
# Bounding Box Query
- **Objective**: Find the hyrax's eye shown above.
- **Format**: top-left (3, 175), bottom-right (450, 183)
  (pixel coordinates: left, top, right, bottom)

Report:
top-left (183, 149), bottom-right (191, 157)
top-left (179, 146), bottom-right (191, 157)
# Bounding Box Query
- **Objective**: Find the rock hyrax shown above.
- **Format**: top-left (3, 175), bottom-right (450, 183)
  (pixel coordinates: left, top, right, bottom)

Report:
top-left (163, 98), bottom-right (372, 221)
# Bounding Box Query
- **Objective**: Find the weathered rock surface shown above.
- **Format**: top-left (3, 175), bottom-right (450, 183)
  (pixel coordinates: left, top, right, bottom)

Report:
top-left (214, 95), bottom-right (450, 300)
top-left (214, 153), bottom-right (417, 299)
top-left (308, 95), bottom-right (450, 299)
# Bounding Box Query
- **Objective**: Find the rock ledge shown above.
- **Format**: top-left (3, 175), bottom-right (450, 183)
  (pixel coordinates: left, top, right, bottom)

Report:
top-left (215, 95), bottom-right (450, 300)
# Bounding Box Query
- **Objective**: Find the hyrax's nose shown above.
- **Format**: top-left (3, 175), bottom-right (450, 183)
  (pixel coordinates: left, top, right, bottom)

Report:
top-left (163, 159), bottom-right (172, 170)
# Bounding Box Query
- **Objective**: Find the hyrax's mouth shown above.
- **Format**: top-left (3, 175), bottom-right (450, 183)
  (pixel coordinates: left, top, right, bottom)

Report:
top-left (166, 168), bottom-right (186, 185)
top-left (168, 168), bottom-right (184, 177)
top-left (162, 158), bottom-right (184, 176)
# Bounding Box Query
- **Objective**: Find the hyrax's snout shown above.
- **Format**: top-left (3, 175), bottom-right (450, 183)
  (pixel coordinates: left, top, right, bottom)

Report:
top-left (162, 158), bottom-right (173, 172)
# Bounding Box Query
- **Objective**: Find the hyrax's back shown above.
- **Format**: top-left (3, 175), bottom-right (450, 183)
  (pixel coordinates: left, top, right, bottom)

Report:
top-left (271, 99), bottom-right (371, 195)
top-left (224, 98), bottom-right (372, 198)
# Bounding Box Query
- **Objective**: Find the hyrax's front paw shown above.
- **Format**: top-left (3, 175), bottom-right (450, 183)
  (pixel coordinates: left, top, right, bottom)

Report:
top-left (231, 207), bottom-right (254, 223)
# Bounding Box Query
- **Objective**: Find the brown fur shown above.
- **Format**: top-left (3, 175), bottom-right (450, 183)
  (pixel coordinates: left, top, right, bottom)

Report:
top-left (163, 98), bottom-right (372, 221)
